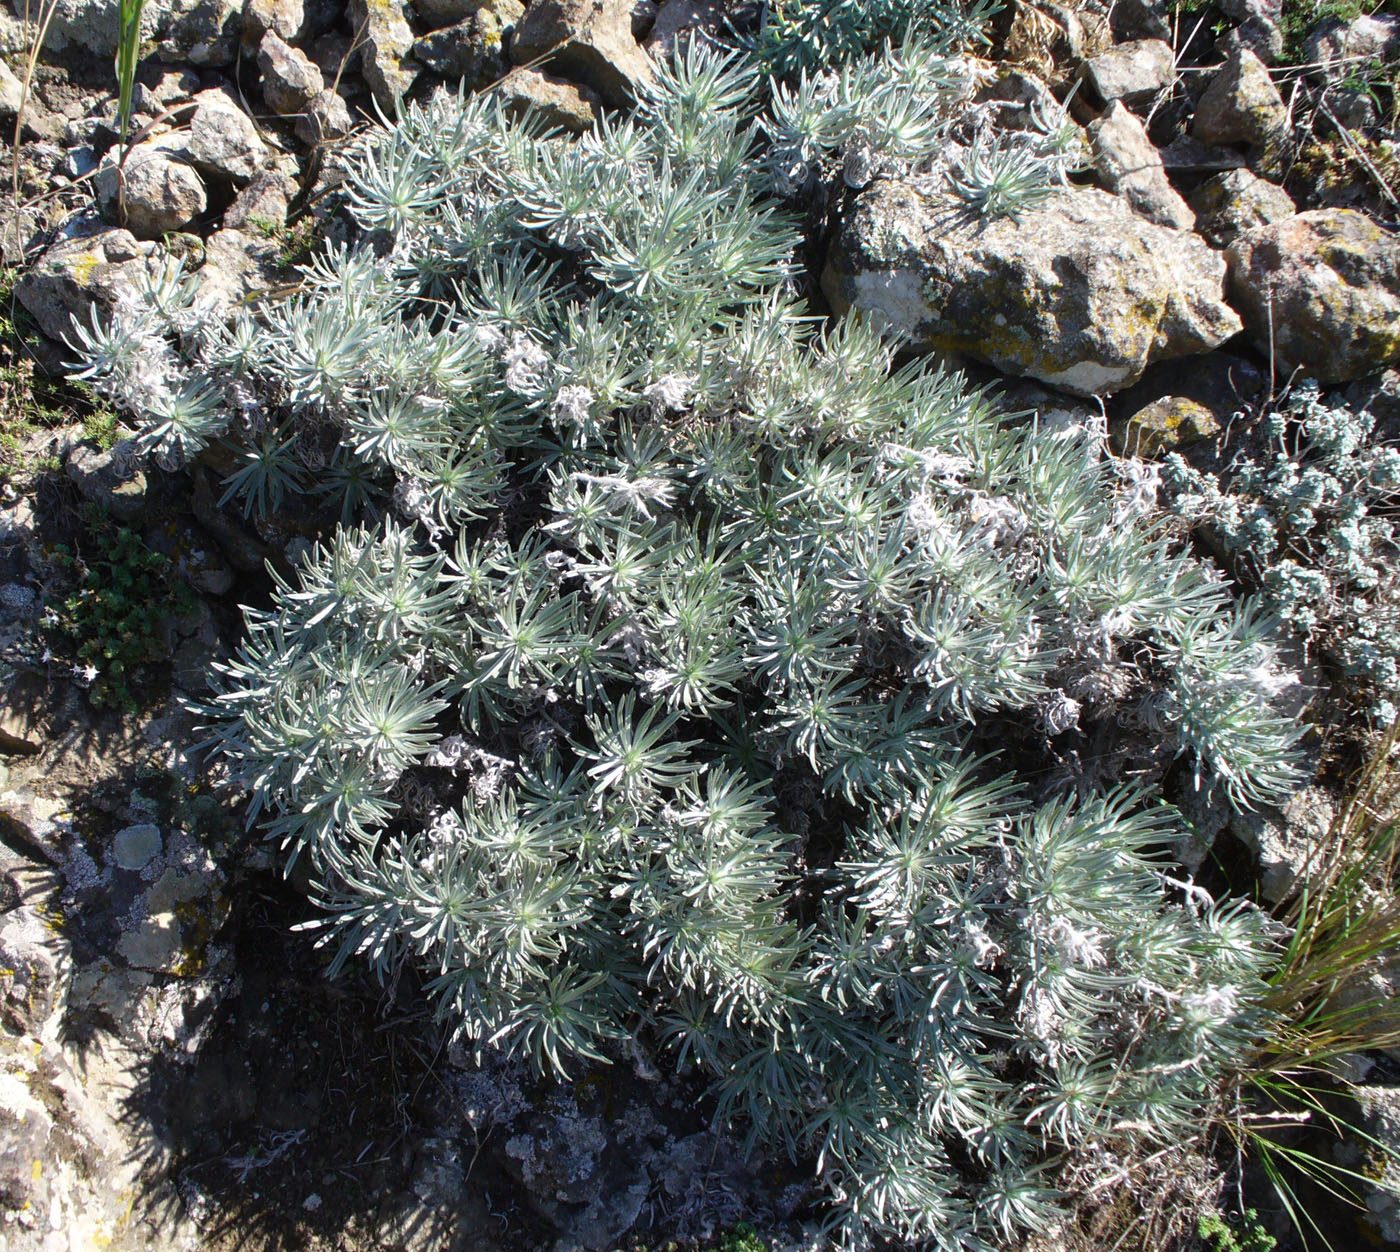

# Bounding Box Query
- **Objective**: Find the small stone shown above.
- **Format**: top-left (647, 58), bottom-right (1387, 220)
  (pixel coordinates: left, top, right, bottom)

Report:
top-left (349, 0), bottom-right (420, 111)
top-left (411, 0), bottom-right (521, 85)
top-left (510, 0), bottom-right (655, 108)
top-left (642, 0), bottom-right (725, 55)
top-left (1232, 786), bottom-right (1336, 904)
top-left (1088, 100), bottom-right (1194, 229)
top-left (0, 56), bottom-right (24, 116)
top-left (1304, 13), bottom-right (1400, 83)
top-left (294, 89), bottom-right (354, 146)
top-left (258, 30), bottom-right (324, 115)
top-left (1193, 47), bottom-right (1288, 149)
top-left (491, 67), bottom-right (599, 133)
top-left (1188, 167), bottom-right (1294, 247)
top-left (1109, 0), bottom-right (1170, 41)
top-left (188, 87), bottom-right (269, 185)
top-left (94, 143), bottom-right (208, 240)
top-left (243, 0), bottom-right (305, 43)
top-left (65, 442), bottom-right (149, 522)
top-left (1083, 38), bottom-right (1175, 105)
top-left (195, 227), bottom-right (284, 315)
top-left (223, 169), bottom-right (298, 230)
top-left (1111, 395), bottom-right (1221, 456)
top-left (155, 0), bottom-right (243, 67)
top-left (1227, 208), bottom-right (1400, 384)
top-left (112, 824), bottom-right (163, 872)
top-left (1216, 0), bottom-right (1284, 60)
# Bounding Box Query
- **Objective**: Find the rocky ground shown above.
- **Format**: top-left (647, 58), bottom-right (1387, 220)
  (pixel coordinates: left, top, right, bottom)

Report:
top-left (0, 0), bottom-right (1397, 1248)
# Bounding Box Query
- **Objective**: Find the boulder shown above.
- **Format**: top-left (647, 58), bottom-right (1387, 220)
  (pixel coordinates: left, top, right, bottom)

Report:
top-left (1082, 38), bottom-right (1175, 105)
top-left (94, 141), bottom-right (208, 239)
top-left (1226, 209), bottom-right (1400, 383)
top-left (349, 0), bottom-right (420, 111)
top-left (1189, 167), bottom-right (1295, 247)
top-left (823, 182), bottom-right (1241, 397)
top-left (188, 87), bottom-right (269, 185)
top-left (411, 0), bottom-right (521, 84)
top-left (1192, 47), bottom-right (1288, 149)
top-left (1088, 100), bottom-right (1194, 229)
top-left (15, 221), bottom-right (159, 343)
top-left (492, 67), bottom-right (599, 132)
top-left (510, 0), bottom-right (655, 108)
top-left (258, 30), bottom-right (325, 115)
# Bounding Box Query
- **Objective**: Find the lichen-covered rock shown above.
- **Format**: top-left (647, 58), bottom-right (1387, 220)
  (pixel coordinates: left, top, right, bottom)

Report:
top-left (411, 0), bottom-right (520, 84)
top-left (510, 0), bottom-right (655, 107)
top-left (195, 227), bottom-right (284, 315)
top-left (492, 66), bottom-right (599, 132)
top-left (188, 87), bottom-right (269, 186)
top-left (1111, 394), bottom-right (1222, 457)
top-left (1192, 47), bottom-right (1287, 149)
top-left (15, 220), bottom-right (159, 342)
top-left (1088, 100), bottom-right (1194, 229)
top-left (823, 182), bottom-right (1241, 397)
top-left (113, 835), bottom-right (227, 975)
top-left (1083, 38), bottom-right (1175, 104)
top-left (94, 141), bottom-right (208, 240)
top-left (258, 29), bottom-right (325, 115)
top-left (349, 0), bottom-right (420, 111)
top-left (1189, 167), bottom-right (1295, 247)
top-left (1226, 209), bottom-right (1400, 383)
top-left (243, 0), bottom-right (305, 42)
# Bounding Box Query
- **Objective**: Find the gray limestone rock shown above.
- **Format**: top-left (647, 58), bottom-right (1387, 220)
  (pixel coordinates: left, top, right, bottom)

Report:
top-left (823, 182), bottom-right (1241, 397)
top-left (1193, 47), bottom-right (1288, 149)
top-left (15, 220), bottom-right (159, 343)
top-left (491, 66), bottom-right (599, 132)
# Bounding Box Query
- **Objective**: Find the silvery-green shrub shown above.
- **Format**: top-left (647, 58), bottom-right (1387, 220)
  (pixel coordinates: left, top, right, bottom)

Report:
top-left (70, 32), bottom-right (1302, 1249)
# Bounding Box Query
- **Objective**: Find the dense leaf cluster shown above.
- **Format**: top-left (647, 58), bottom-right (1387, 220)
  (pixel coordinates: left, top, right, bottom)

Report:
top-left (68, 31), bottom-right (1304, 1248)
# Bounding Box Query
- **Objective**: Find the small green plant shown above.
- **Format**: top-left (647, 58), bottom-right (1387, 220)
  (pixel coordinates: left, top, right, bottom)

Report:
top-left (714, 1224), bottom-right (768, 1252)
top-left (44, 523), bottom-right (197, 711)
top-left (1198, 1207), bottom-right (1277, 1252)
